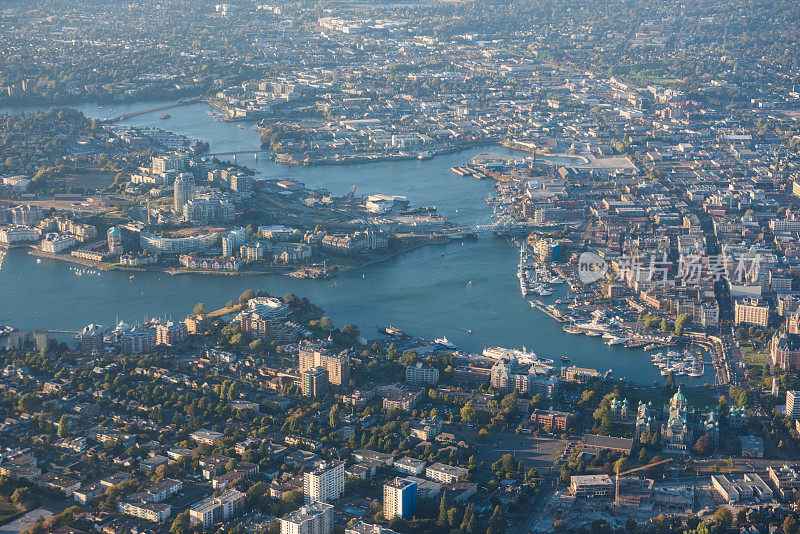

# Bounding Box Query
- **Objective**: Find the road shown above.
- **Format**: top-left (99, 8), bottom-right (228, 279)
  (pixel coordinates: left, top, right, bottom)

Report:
top-left (696, 209), bottom-right (745, 385)
top-left (512, 439), bottom-right (573, 534)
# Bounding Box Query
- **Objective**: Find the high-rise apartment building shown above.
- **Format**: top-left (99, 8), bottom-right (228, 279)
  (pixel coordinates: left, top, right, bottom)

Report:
top-left (301, 367), bottom-right (328, 397)
top-left (383, 477), bottom-right (417, 520)
top-left (173, 173), bottom-right (196, 214)
top-left (303, 461), bottom-right (345, 504)
top-left (280, 502), bottom-right (333, 534)
top-left (299, 344), bottom-right (350, 386)
top-left (787, 391), bottom-right (800, 420)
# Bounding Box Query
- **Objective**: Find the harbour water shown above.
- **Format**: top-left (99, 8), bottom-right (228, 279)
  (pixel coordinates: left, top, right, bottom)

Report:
top-left (0, 100), bottom-right (713, 385)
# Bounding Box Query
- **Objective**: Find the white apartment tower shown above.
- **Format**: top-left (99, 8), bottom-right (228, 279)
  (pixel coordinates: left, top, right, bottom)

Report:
top-left (173, 173), bottom-right (197, 214)
top-left (280, 502), bottom-right (333, 534)
top-left (303, 461), bottom-right (345, 504)
top-left (787, 391), bottom-right (800, 420)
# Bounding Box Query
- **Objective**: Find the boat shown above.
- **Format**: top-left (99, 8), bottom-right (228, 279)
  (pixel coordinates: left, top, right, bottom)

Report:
top-left (36, 258), bottom-right (41, 263)
top-left (129, 275), bottom-right (135, 280)
top-left (159, 114), bottom-right (171, 120)
top-left (434, 337), bottom-right (456, 349)
top-left (560, 355), bottom-right (571, 362)
top-left (586, 331), bottom-right (602, 337)
top-left (417, 151), bottom-right (433, 160)
top-left (563, 326), bottom-right (582, 334)
top-left (605, 336), bottom-right (627, 346)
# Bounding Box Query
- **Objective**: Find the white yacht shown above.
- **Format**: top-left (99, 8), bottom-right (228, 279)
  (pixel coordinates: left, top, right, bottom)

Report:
top-left (434, 337), bottom-right (456, 349)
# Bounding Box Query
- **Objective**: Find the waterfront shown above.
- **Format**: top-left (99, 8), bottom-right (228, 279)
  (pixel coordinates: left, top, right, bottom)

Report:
top-left (0, 100), bottom-right (713, 385)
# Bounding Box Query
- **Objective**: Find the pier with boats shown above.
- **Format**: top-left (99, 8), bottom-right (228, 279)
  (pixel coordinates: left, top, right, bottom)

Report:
top-left (651, 350), bottom-right (708, 377)
top-left (517, 243), bottom-right (564, 298)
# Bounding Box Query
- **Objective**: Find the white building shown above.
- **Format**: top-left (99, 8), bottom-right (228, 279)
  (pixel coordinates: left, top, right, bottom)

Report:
top-left (424, 463), bottom-right (468, 484)
top-left (190, 428), bottom-right (224, 445)
top-left (140, 231), bottom-right (219, 255)
top-left (304, 461), bottom-right (345, 504)
top-left (280, 501), bottom-right (333, 534)
top-left (221, 227), bottom-right (247, 257)
top-left (41, 233), bottom-right (76, 253)
top-left (711, 474), bottom-right (773, 504)
top-left (405, 363), bottom-right (439, 385)
top-left (383, 477), bottom-right (417, 520)
top-left (173, 172), bottom-right (197, 214)
top-left (394, 457), bottom-right (426, 476)
top-left (0, 225), bottom-right (39, 244)
top-left (152, 154), bottom-right (187, 175)
top-left (787, 391), bottom-right (800, 420)
top-left (189, 489), bottom-right (246, 529)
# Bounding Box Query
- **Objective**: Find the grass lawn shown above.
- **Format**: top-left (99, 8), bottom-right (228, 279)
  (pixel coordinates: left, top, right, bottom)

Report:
top-left (0, 500), bottom-right (21, 525)
top-left (684, 391), bottom-right (718, 409)
top-left (743, 352), bottom-right (766, 362)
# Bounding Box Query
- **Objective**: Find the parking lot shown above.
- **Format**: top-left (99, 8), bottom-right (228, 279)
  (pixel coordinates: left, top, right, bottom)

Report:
top-left (471, 432), bottom-right (568, 471)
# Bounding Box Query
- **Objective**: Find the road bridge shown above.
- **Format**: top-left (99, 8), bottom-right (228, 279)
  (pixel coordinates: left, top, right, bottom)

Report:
top-left (102, 97), bottom-right (200, 123)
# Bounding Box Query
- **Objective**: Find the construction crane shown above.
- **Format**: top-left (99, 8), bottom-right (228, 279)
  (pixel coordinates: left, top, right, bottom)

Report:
top-left (614, 457), bottom-right (673, 511)
top-left (344, 185), bottom-right (357, 202)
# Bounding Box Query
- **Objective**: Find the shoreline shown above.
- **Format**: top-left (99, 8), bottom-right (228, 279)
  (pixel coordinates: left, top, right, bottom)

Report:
top-left (268, 138), bottom-right (505, 166)
top-left (21, 237), bottom-right (450, 277)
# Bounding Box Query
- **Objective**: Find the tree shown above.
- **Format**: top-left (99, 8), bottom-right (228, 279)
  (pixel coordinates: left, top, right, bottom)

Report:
top-left (438, 495), bottom-right (449, 523)
top-left (17, 394), bottom-right (40, 413)
top-left (191, 302), bottom-right (207, 316)
top-left (319, 317), bottom-right (334, 331)
top-left (340, 324), bottom-right (360, 339)
top-left (460, 401), bottom-right (477, 424)
top-left (447, 507), bottom-right (460, 528)
top-left (736, 508), bottom-right (748, 526)
top-left (782, 515), bottom-right (798, 534)
top-left (239, 290), bottom-right (256, 304)
top-left (57, 414), bottom-right (69, 438)
top-left (10, 487), bottom-right (31, 506)
top-left (693, 434), bottom-right (714, 456)
top-left (664, 371), bottom-right (676, 394)
top-left (170, 511), bottom-right (191, 534)
top-left (675, 313), bottom-right (692, 335)
top-left (330, 405), bottom-right (341, 429)
top-left (713, 507), bottom-right (732, 529)
top-left (487, 506), bottom-right (505, 534)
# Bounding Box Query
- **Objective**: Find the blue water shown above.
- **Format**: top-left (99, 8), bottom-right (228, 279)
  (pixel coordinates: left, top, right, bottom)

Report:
top-left (0, 100), bottom-right (711, 385)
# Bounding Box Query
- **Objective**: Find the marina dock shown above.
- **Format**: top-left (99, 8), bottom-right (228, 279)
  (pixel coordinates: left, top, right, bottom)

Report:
top-left (529, 300), bottom-right (567, 322)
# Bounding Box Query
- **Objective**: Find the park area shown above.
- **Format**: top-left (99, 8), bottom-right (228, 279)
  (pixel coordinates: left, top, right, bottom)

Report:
top-left (0, 499), bottom-right (22, 529)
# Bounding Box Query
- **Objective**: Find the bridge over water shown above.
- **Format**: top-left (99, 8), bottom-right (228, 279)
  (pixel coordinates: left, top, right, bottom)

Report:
top-left (102, 97), bottom-right (201, 123)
